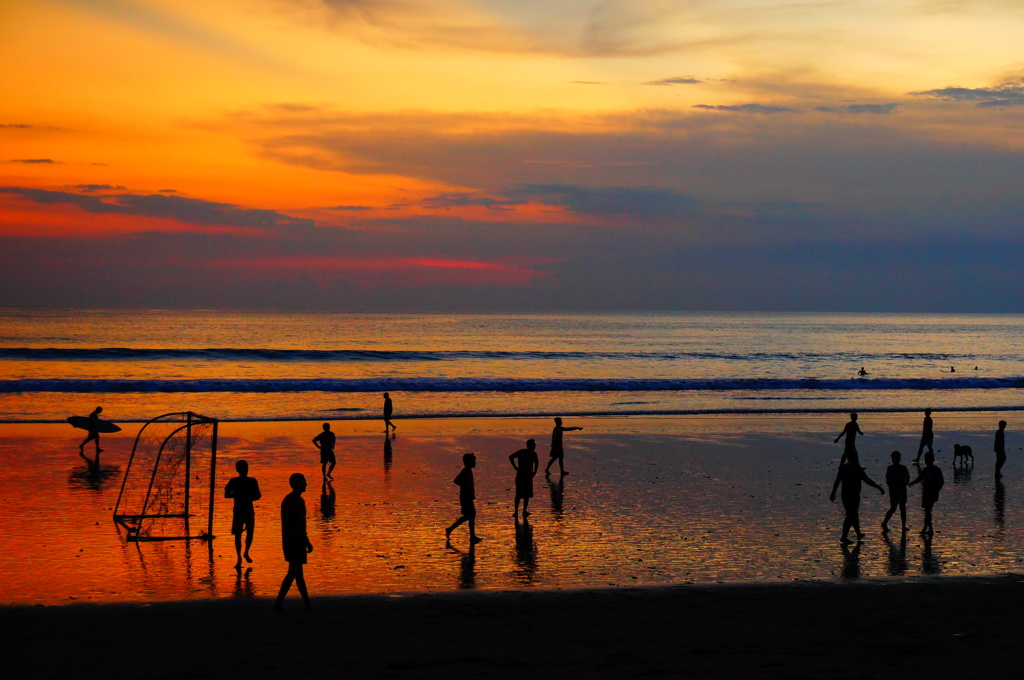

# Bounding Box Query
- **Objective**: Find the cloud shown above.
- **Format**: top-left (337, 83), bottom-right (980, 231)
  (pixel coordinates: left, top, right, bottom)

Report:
top-left (571, 81), bottom-right (605, 85)
top-left (411, 192), bottom-right (523, 211)
top-left (815, 103), bottom-right (899, 114)
top-left (326, 205), bottom-right (374, 211)
top-left (910, 79), bottom-right (1024, 108)
top-left (645, 76), bottom-right (702, 86)
top-left (6, 158), bottom-right (57, 164)
top-left (692, 103), bottom-right (800, 114)
top-left (511, 184), bottom-right (698, 216)
top-left (0, 187), bottom-right (313, 229)
top-left (0, 124), bottom-right (34, 129)
top-left (74, 184), bottom-right (128, 192)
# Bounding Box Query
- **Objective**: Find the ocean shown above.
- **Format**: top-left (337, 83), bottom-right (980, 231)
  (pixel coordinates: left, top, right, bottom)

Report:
top-left (1, 309), bottom-right (1022, 423)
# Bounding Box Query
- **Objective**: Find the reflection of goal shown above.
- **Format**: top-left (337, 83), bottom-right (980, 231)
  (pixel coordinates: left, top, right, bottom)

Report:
top-left (114, 412), bottom-right (219, 541)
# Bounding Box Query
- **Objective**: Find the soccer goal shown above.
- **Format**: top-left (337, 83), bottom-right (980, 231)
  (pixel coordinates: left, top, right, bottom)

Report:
top-left (113, 411), bottom-right (219, 541)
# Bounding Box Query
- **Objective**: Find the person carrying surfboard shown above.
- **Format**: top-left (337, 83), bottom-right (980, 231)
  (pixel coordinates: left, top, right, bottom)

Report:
top-left (79, 406), bottom-right (104, 456)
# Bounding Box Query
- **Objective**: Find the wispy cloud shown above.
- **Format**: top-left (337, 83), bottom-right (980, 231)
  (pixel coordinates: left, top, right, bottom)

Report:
top-left (692, 103), bottom-right (799, 114)
top-left (815, 103), bottom-right (900, 114)
top-left (645, 76), bottom-right (702, 86)
top-left (910, 79), bottom-right (1024, 108)
top-left (6, 158), bottom-right (58, 164)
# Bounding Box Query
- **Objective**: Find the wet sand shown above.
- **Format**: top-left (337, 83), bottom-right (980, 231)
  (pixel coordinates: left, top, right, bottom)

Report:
top-left (8, 577), bottom-right (1024, 679)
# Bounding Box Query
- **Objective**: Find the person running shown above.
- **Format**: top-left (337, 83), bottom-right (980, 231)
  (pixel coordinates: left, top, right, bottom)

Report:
top-left (383, 393), bottom-right (396, 434)
top-left (509, 439), bottom-right (539, 518)
top-left (79, 406), bottom-right (104, 456)
top-left (829, 450), bottom-right (884, 544)
top-left (995, 420), bottom-right (1007, 478)
top-left (545, 417), bottom-right (583, 475)
top-left (909, 451), bottom-right (944, 536)
top-left (312, 422), bottom-right (337, 480)
top-left (834, 413), bottom-right (864, 465)
top-left (881, 451), bottom-right (910, 533)
top-left (274, 473), bottom-right (313, 612)
top-left (224, 460), bottom-right (262, 569)
top-left (914, 409), bottom-right (934, 463)
top-left (446, 453), bottom-right (482, 544)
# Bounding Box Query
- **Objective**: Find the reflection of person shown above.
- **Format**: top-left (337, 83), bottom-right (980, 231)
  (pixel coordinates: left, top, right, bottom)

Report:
top-left (829, 450), bottom-right (884, 544)
top-left (383, 393), bottom-right (396, 434)
top-left (833, 413), bottom-right (863, 465)
top-left (224, 460), bottom-right (262, 569)
top-left (446, 453), bottom-right (482, 544)
top-left (509, 439), bottom-right (539, 518)
top-left (79, 406), bottom-right (104, 456)
top-left (995, 420), bottom-right (1007, 478)
top-left (881, 451), bottom-right (909, 534)
top-left (910, 451), bottom-right (944, 536)
top-left (545, 417), bottom-right (583, 475)
top-left (273, 473), bottom-right (313, 613)
top-left (914, 409), bottom-right (934, 462)
top-left (312, 423), bottom-right (336, 480)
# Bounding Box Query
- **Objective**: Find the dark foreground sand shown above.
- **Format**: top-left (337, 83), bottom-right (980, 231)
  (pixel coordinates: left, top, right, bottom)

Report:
top-left (8, 577), bottom-right (1024, 679)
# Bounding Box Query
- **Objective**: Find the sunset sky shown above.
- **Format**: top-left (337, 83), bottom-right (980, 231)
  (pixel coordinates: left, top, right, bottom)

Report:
top-left (2, 0), bottom-right (1022, 311)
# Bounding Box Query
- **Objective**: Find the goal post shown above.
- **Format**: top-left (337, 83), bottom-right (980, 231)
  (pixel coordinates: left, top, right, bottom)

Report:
top-left (114, 411), bottom-right (219, 542)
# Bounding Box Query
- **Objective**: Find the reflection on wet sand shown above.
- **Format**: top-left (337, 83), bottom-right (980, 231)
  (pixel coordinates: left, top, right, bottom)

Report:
top-left (921, 535), bottom-right (942, 575)
top-left (512, 517), bottom-right (537, 586)
top-left (2, 418), bottom-right (1022, 605)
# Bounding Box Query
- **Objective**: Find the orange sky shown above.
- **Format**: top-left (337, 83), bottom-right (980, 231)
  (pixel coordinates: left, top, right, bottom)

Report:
top-left (2, 0), bottom-right (1023, 310)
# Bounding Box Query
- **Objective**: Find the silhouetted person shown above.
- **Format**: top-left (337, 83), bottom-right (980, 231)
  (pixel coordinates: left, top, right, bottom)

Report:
top-left (79, 406), bottom-right (104, 457)
top-left (545, 417), bottom-right (583, 475)
top-left (834, 412), bottom-right (863, 465)
top-left (881, 451), bottom-right (910, 533)
top-left (950, 366), bottom-right (955, 373)
top-left (320, 479), bottom-right (335, 521)
top-left (446, 453), bottom-right (482, 544)
top-left (383, 392), bottom-right (396, 434)
top-left (994, 420), bottom-right (1007, 478)
top-left (312, 422), bottom-right (336, 480)
top-left (274, 473), bottom-right (312, 612)
top-left (858, 367), bottom-right (867, 376)
top-left (224, 460), bottom-right (262, 569)
top-left (829, 450), bottom-right (884, 543)
top-left (914, 408), bottom-right (933, 462)
top-left (909, 451), bottom-right (944, 536)
top-left (510, 439), bottom-right (539, 518)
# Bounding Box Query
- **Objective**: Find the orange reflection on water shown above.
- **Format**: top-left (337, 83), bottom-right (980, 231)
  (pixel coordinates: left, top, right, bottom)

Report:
top-left (0, 415), bottom-right (1021, 605)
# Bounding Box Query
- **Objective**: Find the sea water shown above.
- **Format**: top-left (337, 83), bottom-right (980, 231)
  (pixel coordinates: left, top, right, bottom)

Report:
top-left (1, 309), bottom-right (1023, 423)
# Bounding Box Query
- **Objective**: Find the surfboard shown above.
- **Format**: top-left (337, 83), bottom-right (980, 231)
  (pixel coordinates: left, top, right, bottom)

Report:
top-left (67, 415), bottom-right (122, 433)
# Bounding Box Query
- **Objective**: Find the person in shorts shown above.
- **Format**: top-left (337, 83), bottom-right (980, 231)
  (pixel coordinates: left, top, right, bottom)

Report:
top-left (312, 422), bottom-right (336, 480)
top-left (881, 451), bottom-right (910, 533)
top-left (509, 439), bottom-right (539, 518)
top-left (544, 417), bottom-right (583, 476)
top-left (224, 460), bottom-right (262, 569)
top-left (446, 453), bottom-right (482, 544)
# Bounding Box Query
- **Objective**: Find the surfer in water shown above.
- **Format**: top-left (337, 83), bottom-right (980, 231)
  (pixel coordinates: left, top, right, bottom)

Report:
top-left (79, 406), bottom-right (104, 457)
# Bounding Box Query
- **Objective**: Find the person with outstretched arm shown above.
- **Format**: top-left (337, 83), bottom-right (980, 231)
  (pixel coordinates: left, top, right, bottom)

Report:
top-left (545, 417), bottom-right (583, 475)
top-left (834, 412), bottom-right (864, 465)
top-left (829, 450), bottom-right (884, 544)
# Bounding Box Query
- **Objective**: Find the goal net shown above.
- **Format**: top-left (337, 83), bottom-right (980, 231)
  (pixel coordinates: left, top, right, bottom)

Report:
top-left (114, 412), bottom-right (219, 541)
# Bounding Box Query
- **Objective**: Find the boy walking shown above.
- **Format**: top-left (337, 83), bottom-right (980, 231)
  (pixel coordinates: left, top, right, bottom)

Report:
top-left (881, 451), bottom-right (910, 533)
top-left (274, 473), bottom-right (313, 612)
top-left (995, 420), bottom-right (1007, 478)
top-left (910, 451), bottom-right (944, 536)
top-left (834, 412), bottom-right (864, 465)
top-left (829, 450), bottom-right (885, 544)
top-left (224, 459), bottom-right (262, 569)
top-left (446, 453), bottom-right (482, 544)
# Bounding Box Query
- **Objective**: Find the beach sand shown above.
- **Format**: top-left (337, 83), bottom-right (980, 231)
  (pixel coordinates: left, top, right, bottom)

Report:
top-left (2, 414), bottom-right (1022, 677)
top-left (8, 577), bottom-right (1024, 679)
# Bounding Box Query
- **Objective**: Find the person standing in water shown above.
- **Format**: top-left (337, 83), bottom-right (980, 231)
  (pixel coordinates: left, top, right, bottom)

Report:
top-left (545, 417), bottom-right (583, 475)
top-left (224, 460), bottom-right (262, 569)
top-left (312, 422), bottom-right (337, 480)
top-left (79, 406), bottom-right (104, 456)
top-left (274, 473), bottom-right (313, 612)
top-left (909, 451), bottom-right (944, 536)
top-left (446, 453), bottom-right (482, 544)
top-left (995, 420), bottom-right (1007, 478)
top-left (829, 450), bottom-right (884, 544)
top-left (509, 439), bottom-right (539, 518)
top-left (881, 451), bottom-right (910, 533)
top-left (383, 393), bottom-right (396, 435)
top-left (914, 409), bottom-right (934, 463)
top-left (834, 412), bottom-right (864, 465)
